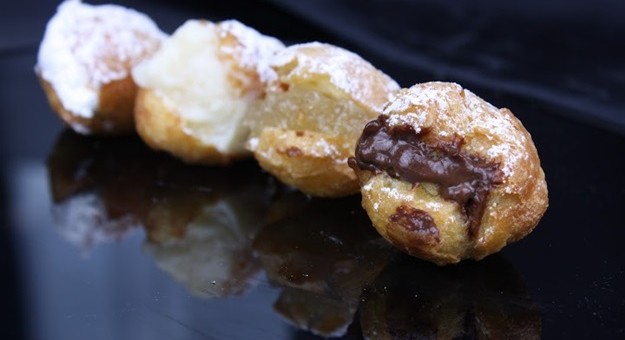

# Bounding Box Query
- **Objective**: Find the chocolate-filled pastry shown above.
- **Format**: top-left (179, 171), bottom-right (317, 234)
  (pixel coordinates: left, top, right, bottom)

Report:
top-left (349, 82), bottom-right (548, 265)
top-left (246, 42), bottom-right (400, 197)
top-left (36, 0), bottom-right (165, 135)
top-left (133, 19), bottom-right (284, 165)
top-left (360, 255), bottom-right (541, 340)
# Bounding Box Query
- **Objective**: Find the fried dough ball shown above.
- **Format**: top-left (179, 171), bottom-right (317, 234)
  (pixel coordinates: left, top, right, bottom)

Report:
top-left (132, 19), bottom-right (284, 165)
top-left (349, 82), bottom-right (548, 265)
top-left (36, 0), bottom-right (165, 134)
top-left (246, 42), bottom-right (400, 196)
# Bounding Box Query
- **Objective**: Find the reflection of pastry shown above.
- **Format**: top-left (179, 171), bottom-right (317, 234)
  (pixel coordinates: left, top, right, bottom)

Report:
top-left (253, 196), bottom-right (395, 336)
top-left (360, 255), bottom-right (541, 339)
top-left (143, 161), bottom-right (274, 298)
top-left (349, 82), bottom-right (548, 265)
top-left (36, 0), bottom-right (165, 135)
top-left (46, 130), bottom-right (157, 249)
top-left (246, 42), bottom-right (400, 197)
top-left (132, 19), bottom-right (284, 165)
top-left (274, 287), bottom-right (356, 338)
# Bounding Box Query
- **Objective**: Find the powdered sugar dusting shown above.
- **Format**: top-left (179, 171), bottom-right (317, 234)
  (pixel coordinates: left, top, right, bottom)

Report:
top-left (217, 20), bottom-right (284, 85)
top-left (380, 185), bottom-right (414, 202)
top-left (462, 88), bottom-right (523, 178)
top-left (37, 0), bottom-right (165, 117)
top-left (362, 180), bottom-right (375, 192)
top-left (385, 84), bottom-right (459, 117)
top-left (311, 137), bottom-right (339, 157)
top-left (386, 112), bottom-right (427, 133)
top-left (424, 201), bottom-right (443, 210)
top-left (247, 137), bottom-right (259, 151)
top-left (271, 42), bottom-right (399, 111)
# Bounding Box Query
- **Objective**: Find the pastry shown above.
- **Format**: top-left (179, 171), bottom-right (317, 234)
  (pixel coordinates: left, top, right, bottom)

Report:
top-left (36, 0), bottom-right (166, 135)
top-left (246, 42), bottom-right (400, 197)
top-left (349, 82), bottom-right (548, 265)
top-left (132, 19), bottom-right (284, 165)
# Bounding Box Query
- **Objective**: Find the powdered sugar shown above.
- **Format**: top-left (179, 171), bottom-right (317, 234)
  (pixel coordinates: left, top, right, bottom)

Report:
top-left (386, 112), bottom-right (427, 133)
top-left (363, 179), bottom-right (414, 203)
top-left (217, 20), bottom-right (284, 85)
top-left (311, 138), bottom-right (339, 157)
top-left (380, 185), bottom-right (414, 202)
top-left (424, 201), bottom-right (444, 210)
top-left (37, 0), bottom-right (165, 117)
top-left (271, 42), bottom-right (399, 112)
top-left (362, 180), bottom-right (375, 192)
top-left (461, 88), bottom-right (524, 178)
top-left (247, 137), bottom-right (259, 151)
top-left (486, 143), bottom-right (516, 177)
top-left (384, 84), bottom-right (458, 117)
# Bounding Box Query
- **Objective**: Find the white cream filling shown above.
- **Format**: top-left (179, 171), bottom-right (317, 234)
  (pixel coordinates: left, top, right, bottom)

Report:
top-left (133, 20), bottom-right (250, 154)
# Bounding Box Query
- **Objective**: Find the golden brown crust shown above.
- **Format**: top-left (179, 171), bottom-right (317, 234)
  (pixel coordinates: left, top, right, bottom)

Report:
top-left (248, 42), bottom-right (399, 197)
top-left (352, 82), bottom-right (548, 265)
top-left (134, 89), bottom-right (249, 165)
top-left (253, 128), bottom-right (359, 197)
top-left (38, 74), bottom-right (137, 135)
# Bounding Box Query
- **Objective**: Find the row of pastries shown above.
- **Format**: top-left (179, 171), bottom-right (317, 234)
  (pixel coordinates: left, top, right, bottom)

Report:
top-left (37, 0), bottom-right (548, 265)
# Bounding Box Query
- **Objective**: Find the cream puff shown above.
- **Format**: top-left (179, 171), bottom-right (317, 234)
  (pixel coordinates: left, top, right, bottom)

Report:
top-left (349, 82), bottom-right (548, 265)
top-left (36, 0), bottom-right (166, 134)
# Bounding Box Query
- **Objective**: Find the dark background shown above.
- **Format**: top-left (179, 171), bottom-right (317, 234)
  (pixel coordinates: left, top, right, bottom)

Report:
top-left (2, 0), bottom-right (625, 339)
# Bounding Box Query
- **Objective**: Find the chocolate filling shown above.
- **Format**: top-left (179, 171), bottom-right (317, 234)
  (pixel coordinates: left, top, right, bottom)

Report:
top-left (349, 115), bottom-right (503, 237)
top-left (389, 205), bottom-right (440, 245)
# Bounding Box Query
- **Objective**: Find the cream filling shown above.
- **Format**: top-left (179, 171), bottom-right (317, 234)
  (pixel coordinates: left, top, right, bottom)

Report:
top-left (133, 20), bottom-right (249, 154)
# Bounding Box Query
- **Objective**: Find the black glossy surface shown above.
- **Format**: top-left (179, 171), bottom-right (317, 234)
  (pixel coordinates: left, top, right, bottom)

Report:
top-left (2, 1), bottom-right (625, 339)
